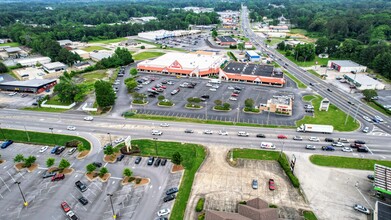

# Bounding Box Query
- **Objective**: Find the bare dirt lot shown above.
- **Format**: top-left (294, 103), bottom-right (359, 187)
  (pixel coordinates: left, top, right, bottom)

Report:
top-left (186, 146), bottom-right (309, 219)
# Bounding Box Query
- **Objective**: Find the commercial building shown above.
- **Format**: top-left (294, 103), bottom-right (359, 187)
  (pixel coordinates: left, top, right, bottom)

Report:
top-left (16, 57), bottom-right (51, 67)
top-left (269, 25), bottom-right (289, 32)
top-left (138, 29), bottom-right (201, 41)
top-left (0, 79), bottom-right (57, 93)
top-left (343, 73), bottom-right (385, 90)
top-left (72, 49), bottom-right (90, 60)
top-left (130, 16), bottom-right (157, 24)
top-left (220, 62), bottom-right (285, 87)
top-left (73, 61), bottom-right (91, 70)
top-left (137, 51), bottom-right (225, 77)
top-left (15, 67), bottom-right (46, 80)
top-left (42, 62), bottom-right (67, 73)
top-left (244, 42), bottom-right (253, 49)
top-left (183, 7), bottom-right (214, 13)
top-left (327, 60), bottom-right (367, 73)
top-left (57, 40), bottom-right (73, 47)
top-left (216, 36), bottom-right (237, 46)
top-left (205, 198), bottom-right (277, 220)
top-left (89, 51), bottom-right (113, 62)
top-left (245, 51), bottom-right (261, 62)
top-left (259, 95), bottom-right (293, 116)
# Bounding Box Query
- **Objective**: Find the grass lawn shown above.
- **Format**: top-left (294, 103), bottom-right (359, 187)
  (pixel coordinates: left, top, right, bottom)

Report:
top-left (290, 29), bottom-right (308, 35)
top-left (283, 70), bottom-right (307, 89)
top-left (22, 107), bottom-right (68, 113)
top-left (130, 140), bottom-right (206, 220)
top-left (303, 210), bottom-right (318, 220)
top-left (266, 38), bottom-right (284, 46)
top-left (307, 70), bottom-right (321, 78)
top-left (133, 52), bottom-right (165, 60)
top-left (278, 49), bottom-right (329, 67)
top-left (81, 46), bottom-right (109, 52)
top-left (135, 39), bottom-right (160, 47)
top-left (89, 37), bottom-right (127, 44)
top-left (125, 113), bottom-right (293, 129)
top-left (81, 70), bottom-right (107, 82)
top-left (45, 95), bottom-right (72, 106)
top-left (0, 129), bottom-right (91, 149)
top-left (310, 155), bottom-right (391, 170)
top-left (1, 42), bottom-right (20, 47)
top-left (365, 100), bottom-right (391, 116)
top-left (296, 95), bottom-right (360, 131)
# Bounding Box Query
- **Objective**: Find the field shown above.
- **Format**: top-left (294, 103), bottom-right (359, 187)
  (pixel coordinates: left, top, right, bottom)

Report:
top-left (278, 49), bottom-right (329, 67)
top-left (133, 51), bottom-right (165, 60)
top-left (310, 155), bottom-right (391, 170)
top-left (266, 38), bottom-right (284, 46)
top-left (296, 95), bottom-right (360, 131)
top-left (89, 37), bottom-right (127, 44)
top-left (22, 107), bottom-right (68, 113)
top-left (81, 46), bottom-right (109, 52)
top-left (81, 70), bottom-right (108, 82)
top-left (0, 42), bottom-right (20, 47)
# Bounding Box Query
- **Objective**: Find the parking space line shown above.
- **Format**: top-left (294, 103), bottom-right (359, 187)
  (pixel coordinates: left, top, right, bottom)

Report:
top-left (0, 176), bottom-right (11, 192)
top-left (18, 172), bottom-right (25, 179)
top-left (7, 171), bottom-right (16, 182)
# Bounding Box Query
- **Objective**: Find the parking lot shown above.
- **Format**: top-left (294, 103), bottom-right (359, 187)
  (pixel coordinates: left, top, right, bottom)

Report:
top-left (0, 142), bottom-right (181, 220)
top-left (155, 33), bottom-right (211, 51)
top-left (0, 92), bottom-right (39, 108)
top-left (127, 73), bottom-right (309, 126)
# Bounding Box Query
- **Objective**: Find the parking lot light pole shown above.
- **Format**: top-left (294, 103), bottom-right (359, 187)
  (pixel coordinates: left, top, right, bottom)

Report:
top-left (107, 193), bottom-right (116, 219)
top-left (153, 138), bottom-right (158, 156)
top-left (0, 123), bottom-right (6, 139)
top-left (107, 133), bottom-right (113, 146)
top-left (15, 181), bottom-right (28, 207)
top-left (49, 128), bottom-right (57, 145)
top-left (204, 101), bottom-right (208, 120)
top-left (354, 181), bottom-right (373, 210)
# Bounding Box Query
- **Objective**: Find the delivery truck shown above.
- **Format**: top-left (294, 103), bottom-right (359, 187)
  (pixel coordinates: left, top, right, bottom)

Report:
top-left (296, 124), bottom-right (334, 134)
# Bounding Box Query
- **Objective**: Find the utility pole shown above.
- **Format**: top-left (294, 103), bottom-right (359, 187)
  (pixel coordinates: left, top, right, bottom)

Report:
top-left (344, 103), bottom-right (353, 126)
top-left (15, 181), bottom-right (28, 207)
top-left (107, 193), bottom-right (116, 219)
top-left (353, 104), bottom-right (362, 122)
top-left (107, 133), bottom-right (113, 146)
top-left (24, 125), bottom-right (30, 141)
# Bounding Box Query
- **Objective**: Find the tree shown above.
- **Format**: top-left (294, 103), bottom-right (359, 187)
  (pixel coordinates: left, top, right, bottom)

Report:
top-left (237, 43), bottom-right (245, 53)
top-left (24, 156), bottom-right (36, 168)
top-left (86, 163), bottom-right (96, 174)
top-left (158, 95), bottom-right (165, 101)
top-left (46, 158), bottom-right (55, 168)
top-left (294, 43), bottom-right (315, 62)
top-left (99, 167), bottom-right (109, 177)
top-left (14, 154), bottom-right (24, 163)
top-left (77, 142), bottom-right (86, 152)
top-left (214, 99), bottom-right (222, 106)
top-left (373, 52), bottom-right (391, 80)
top-left (130, 68), bottom-right (138, 76)
top-left (104, 146), bottom-right (114, 155)
top-left (277, 41), bottom-right (286, 51)
top-left (94, 80), bottom-right (116, 107)
top-left (54, 81), bottom-right (81, 103)
top-left (222, 102), bottom-right (230, 109)
top-left (172, 152), bottom-right (183, 165)
top-left (212, 29), bottom-right (218, 38)
top-left (58, 159), bottom-right (71, 170)
top-left (123, 168), bottom-right (133, 177)
top-left (114, 47), bottom-right (134, 65)
top-left (0, 62), bottom-right (8, 73)
top-left (244, 98), bottom-right (254, 108)
top-left (315, 37), bottom-right (329, 55)
top-left (362, 89), bottom-right (378, 101)
top-left (124, 78), bottom-right (138, 92)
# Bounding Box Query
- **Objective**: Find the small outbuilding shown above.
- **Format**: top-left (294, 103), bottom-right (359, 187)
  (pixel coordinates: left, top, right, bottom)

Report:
top-left (42, 62), bottom-right (67, 73)
top-left (343, 74), bottom-right (385, 90)
top-left (327, 60), bottom-right (367, 73)
top-left (245, 51), bottom-right (261, 62)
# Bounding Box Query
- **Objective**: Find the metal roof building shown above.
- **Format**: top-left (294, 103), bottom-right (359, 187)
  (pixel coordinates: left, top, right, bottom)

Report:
top-left (0, 79), bottom-right (57, 93)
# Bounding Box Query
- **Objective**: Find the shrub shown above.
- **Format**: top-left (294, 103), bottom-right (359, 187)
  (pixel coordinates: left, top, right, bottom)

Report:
top-left (238, 201), bottom-right (247, 205)
top-left (278, 155), bottom-right (300, 188)
top-left (269, 204), bottom-right (278, 208)
top-left (186, 103), bottom-right (201, 108)
top-left (195, 198), bottom-right (205, 212)
top-left (244, 107), bottom-right (260, 113)
top-left (128, 176), bottom-right (136, 182)
top-left (198, 212), bottom-right (205, 220)
top-left (122, 111), bottom-right (136, 117)
top-left (135, 178), bottom-right (142, 184)
top-left (132, 99), bottom-right (146, 104)
top-left (140, 45), bottom-right (145, 49)
top-left (159, 100), bottom-right (173, 106)
top-left (65, 140), bottom-right (82, 148)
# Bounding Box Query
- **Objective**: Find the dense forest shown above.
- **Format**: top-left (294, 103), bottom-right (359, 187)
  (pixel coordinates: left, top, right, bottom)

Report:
top-left (247, 0), bottom-right (391, 79)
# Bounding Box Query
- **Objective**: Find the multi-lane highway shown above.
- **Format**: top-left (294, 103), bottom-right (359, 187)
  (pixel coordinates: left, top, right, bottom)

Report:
top-left (240, 5), bottom-right (391, 134)
top-left (0, 109), bottom-right (390, 159)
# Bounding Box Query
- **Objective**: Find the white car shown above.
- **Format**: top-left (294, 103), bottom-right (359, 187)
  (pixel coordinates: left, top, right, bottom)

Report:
top-left (84, 116), bottom-right (94, 121)
top-left (227, 86), bottom-right (235, 90)
top-left (342, 147), bottom-right (353, 152)
top-left (212, 85), bottom-right (219, 89)
top-left (67, 126), bottom-right (76, 131)
top-left (305, 145), bottom-right (316, 150)
top-left (160, 123), bottom-right (170, 127)
top-left (157, 208), bottom-right (171, 217)
top-left (218, 130), bottom-right (228, 136)
top-left (332, 142), bottom-right (344, 147)
top-left (9, 92), bottom-right (17, 96)
top-left (210, 88), bottom-right (217, 91)
top-left (151, 130), bottom-right (163, 136)
top-left (362, 115), bottom-right (372, 122)
top-left (114, 137), bottom-right (125, 144)
top-left (229, 97), bottom-right (237, 101)
top-left (374, 115), bottom-right (384, 122)
top-left (204, 130), bottom-right (213, 134)
top-left (362, 127), bottom-right (369, 133)
top-left (206, 83), bottom-right (213, 87)
top-left (309, 137), bottom-right (320, 142)
top-left (353, 204), bottom-right (370, 215)
top-left (39, 146), bottom-right (49, 153)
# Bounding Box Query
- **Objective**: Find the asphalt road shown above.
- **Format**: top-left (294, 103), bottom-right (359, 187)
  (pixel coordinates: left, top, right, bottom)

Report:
top-left (240, 5), bottom-right (391, 134)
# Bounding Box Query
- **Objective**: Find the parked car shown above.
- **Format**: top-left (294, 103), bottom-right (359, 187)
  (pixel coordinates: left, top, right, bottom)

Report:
top-left (157, 208), bottom-right (171, 217)
top-left (342, 147), bottom-right (353, 152)
top-left (75, 180), bottom-right (88, 192)
top-left (229, 97), bottom-right (237, 101)
top-left (163, 194), bottom-right (176, 202)
top-left (147, 157), bottom-right (155, 166)
top-left (293, 136), bottom-right (302, 141)
top-left (135, 156), bottom-right (142, 164)
top-left (367, 175), bottom-right (375, 180)
top-left (61, 201), bottom-right (71, 213)
top-left (55, 146), bottom-right (65, 155)
top-left (353, 204), bottom-right (370, 215)
top-left (252, 179), bottom-right (258, 189)
top-left (256, 134), bottom-right (266, 138)
top-left (51, 145), bottom-right (60, 154)
top-left (114, 137), bottom-right (125, 144)
top-left (322, 146), bottom-right (335, 151)
top-left (78, 196), bottom-right (88, 205)
top-left (309, 137), bottom-right (320, 142)
top-left (42, 170), bottom-right (57, 178)
top-left (305, 145), bottom-right (316, 150)
top-left (204, 130), bottom-right (213, 134)
top-left (277, 134), bottom-right (287, 139)
top-left (161, 159), bottom-right (167, 166)
top-left (166, 187), bottom-right (179, 195)
top-left (92, 162), bottom-right (102, 168)
top-left (68, 148), bottom-right (77, 155)
top-left (52, 173), bottom-right (65, 181)
top-left (184, 129), bottom-right (194, 133)
top-left (117, 154), bottom-right (125, 161)
top-left (269, 179), bottom-right (276, 190)
top-left (39, 146), bottom-right (49, 153)
top-left (154, 158), bottom-right (161, 166)
top-left (1, 140), bottom-right (13, 149)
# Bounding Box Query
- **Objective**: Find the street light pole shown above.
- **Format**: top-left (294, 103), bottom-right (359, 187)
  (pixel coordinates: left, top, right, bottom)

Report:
top-left (353, 103), bottom-right (362, 122)
top-left (24, 125), bottom-right (30, 141)
top-left (153, 137), bottom-right (158, 156)
top-left (205, 101), bottom-right (208, 121)
top-left (15, 181), bottom-right (28, 207)
top-left (107, 133), bottom-right (112, 146)
top-left (344, 103), bottom-right (353, 126)
top-left (107, 193), bottom-right (116, 219)
top-left (0, 123), bottom-right (6, 139)
top-left (355, 181), bottom-right (373, 210)
top-left (49, 128), bottom-right (57, 145)
top-left (236, 104), bottom-right (240, 123)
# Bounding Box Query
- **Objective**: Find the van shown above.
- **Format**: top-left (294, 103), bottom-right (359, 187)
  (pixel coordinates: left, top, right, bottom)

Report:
top-left (260, 142), bottom-right (275, 149)
top-left (237, 131), bottom-right (249, 137)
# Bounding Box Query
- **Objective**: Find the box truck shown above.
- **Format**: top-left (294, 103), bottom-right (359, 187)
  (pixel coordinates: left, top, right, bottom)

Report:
top-left (297, 124), bottom-right (334, 134)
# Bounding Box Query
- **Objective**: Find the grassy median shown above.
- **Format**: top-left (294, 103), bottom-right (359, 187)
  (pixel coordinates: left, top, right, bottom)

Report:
top-left (131, 140), bottom-right (206, 220)
top-left (310, 155), bottom-right (391, 170)
top-left (296, 95), bottom-right (359, 131)
top-left (283, 71), bottom-right (307, 89)
top-left (0, 129), bottom-right (90, 148)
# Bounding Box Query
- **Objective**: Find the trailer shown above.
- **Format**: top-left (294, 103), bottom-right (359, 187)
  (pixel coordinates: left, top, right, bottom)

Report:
top-left (296, 124), bottom-right (334, 134)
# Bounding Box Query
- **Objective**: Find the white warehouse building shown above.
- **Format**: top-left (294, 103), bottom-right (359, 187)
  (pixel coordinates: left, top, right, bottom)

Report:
top-left (343, 73), bottom-right (385, 90)
top-left (138, 29), bottom-right (201, 41)
top-left (327, 60), bottom-right (367, 73)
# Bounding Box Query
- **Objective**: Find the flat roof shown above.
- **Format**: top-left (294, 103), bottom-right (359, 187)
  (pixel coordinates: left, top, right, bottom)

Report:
top-left (89, 52), bottom-right (112, 60)
top-left (246, 51), bottom-right (260, 57)
top-left (57, 40), bottom-right (72, 45)
top-left (376, 201), bottom-right (391, 220)
top-left (5, 47), bottom-right (22, 53)
top-left (223, 62), bottom-right (282, 78)
top-left (374, 164), bottom-right (391, 195)
top-left (217, 36), bottom-right (236, 43)
top-left (331, 60), bottom-right (363, 67)
top-left (0, 79), bottom-right (56, 88)
top-left (42, 62), bottom-right (66, 69)
top-left (344, 74), bottom-right (385, 87)
top-left (271, 95), bottom-right (291, 105)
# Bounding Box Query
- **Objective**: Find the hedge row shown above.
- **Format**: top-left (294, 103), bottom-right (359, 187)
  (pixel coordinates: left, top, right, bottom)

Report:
top-left (227, 51), bottom-right (238, 61)
top-left (278, 154), bottom-right (300, 188)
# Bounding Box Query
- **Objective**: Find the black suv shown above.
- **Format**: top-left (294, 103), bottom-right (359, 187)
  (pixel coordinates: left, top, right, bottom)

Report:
top-left (256, 134), bottom-right (266, 138)
top-left (55, 146), bottom-right (65, 155)
top-left (135, 157), bottom-right (142, 164)
top-left (92, 162), bottom-right (102, 168)
top-left (163, 194), bottom-right (176, 202)
top-left (154, 158), bottom-right (161, 166)
top-left (75, 180), bottom-right (88, 192)
top-left (325, 138), bottom-right (334, 142)
top-left (78, 196), bottom-right (88, 205)
top-left (166, 187), bottom-right (178, 195)
top-left (357, 146), bottom-right (369, 152)
top-left (201, 95), bottom-right (210, 99)
top-left (355, 140), bottom-right (366, 144)
top-left (147, 157), bottom-right (155, 166)
top-left (117, 154), bottom-right (125, 161)
top-left (161, 159), bottom-right (167, 166)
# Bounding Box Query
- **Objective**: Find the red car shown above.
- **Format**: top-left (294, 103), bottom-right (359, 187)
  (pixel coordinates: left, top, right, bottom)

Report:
top-left (61, 202), bottom-right (71, 212)
top-left (231, 93), bottom-right (239, 97)
top-left (152, 87), bottom-right (157, 91)
top-left (161, 86), bottom-right (167, 89)
top-left (269, 179), bottom-right (276, 190)
top-left (277, 134), bottom-right (287, 139)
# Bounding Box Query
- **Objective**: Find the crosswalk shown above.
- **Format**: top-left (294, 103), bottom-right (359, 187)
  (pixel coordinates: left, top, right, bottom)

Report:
top-left (369, 127), bottom-right (391, 136)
